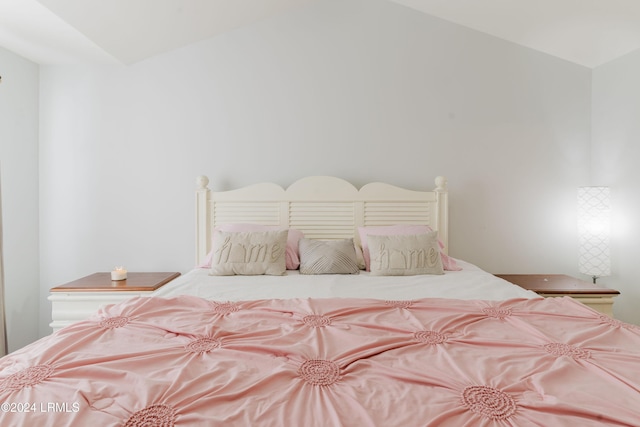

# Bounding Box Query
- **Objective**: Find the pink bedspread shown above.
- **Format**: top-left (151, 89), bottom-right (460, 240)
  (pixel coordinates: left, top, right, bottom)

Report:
top-left (1, 295), bottom-right (640, 426)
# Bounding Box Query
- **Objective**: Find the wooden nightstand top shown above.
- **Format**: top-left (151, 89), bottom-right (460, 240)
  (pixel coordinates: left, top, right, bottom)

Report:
top-left (495, 274), bottom-right (620, 296)
top-left (50, 272), bottom-right (181, 292)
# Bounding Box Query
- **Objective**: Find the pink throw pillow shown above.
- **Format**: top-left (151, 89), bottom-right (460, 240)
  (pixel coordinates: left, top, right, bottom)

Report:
top-left (358, 225), bottom-right (461, 271)
top-left (198, 224), bottom-right (303, 270)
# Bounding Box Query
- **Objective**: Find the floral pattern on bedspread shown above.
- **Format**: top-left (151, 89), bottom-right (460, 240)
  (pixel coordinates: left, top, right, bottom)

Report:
top-left (1, 295), bottom-right (639, 426)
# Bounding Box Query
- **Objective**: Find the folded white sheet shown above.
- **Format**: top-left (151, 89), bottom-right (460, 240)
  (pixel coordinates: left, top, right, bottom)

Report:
top-left (153, 259), bottom-right (538, 301)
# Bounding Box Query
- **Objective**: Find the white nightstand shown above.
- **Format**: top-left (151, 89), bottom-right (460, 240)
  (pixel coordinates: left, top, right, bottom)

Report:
top-left (49, 272), bottom-right (180, 332)
top-left (495, 274), bottom-right (620, 317)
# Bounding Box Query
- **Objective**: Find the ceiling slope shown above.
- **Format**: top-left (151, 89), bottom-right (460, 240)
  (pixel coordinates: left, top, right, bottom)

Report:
top-left (35, 0), bottom-right (314, 65)
top-left (391, 0), bottom-right (640, 68)
top-left (1, 0), bottom-right (640, 67)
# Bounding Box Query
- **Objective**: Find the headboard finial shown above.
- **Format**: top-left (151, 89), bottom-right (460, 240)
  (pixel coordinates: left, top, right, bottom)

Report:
top-left (196, 175), bottom-right (210, 190)
top-left (434, 176), bottom-right (447, 192)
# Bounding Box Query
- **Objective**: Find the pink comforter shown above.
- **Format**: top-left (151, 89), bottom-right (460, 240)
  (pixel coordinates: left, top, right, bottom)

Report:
top-left (1, 295), bottom-right (639, 426)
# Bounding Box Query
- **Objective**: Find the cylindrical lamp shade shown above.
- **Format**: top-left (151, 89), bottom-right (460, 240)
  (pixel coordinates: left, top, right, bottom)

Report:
top-left (577, 186), bottom-right (611, 280)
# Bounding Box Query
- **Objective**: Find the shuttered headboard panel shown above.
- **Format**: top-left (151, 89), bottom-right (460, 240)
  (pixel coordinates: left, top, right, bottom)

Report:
top-left (195, 176), bottom-right (448, 266)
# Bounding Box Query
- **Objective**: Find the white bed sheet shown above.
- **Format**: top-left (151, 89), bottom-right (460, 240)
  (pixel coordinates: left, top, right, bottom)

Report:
top-left (153, 259), bottom-right (538, 301)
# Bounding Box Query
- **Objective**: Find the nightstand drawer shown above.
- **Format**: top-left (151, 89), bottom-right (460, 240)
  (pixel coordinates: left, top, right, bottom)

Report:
top-left (48, 291), bottom-right (156, 331)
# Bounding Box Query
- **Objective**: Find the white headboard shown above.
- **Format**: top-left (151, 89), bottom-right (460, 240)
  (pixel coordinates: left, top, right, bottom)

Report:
top-left (195, 176), bottom-right (449, 266)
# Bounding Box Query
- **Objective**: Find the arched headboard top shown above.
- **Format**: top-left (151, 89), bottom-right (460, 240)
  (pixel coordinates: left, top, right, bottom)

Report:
top-left (195, 176), bottom-right (448, 266)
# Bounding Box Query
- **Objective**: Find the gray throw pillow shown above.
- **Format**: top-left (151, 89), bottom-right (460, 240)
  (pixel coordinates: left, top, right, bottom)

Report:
top-left (299, 238), bottom-right (360, 275)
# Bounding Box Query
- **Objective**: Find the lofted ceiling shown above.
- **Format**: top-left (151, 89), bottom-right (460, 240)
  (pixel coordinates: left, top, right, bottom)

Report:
top-left (1, 0), bottom-right (640, 68)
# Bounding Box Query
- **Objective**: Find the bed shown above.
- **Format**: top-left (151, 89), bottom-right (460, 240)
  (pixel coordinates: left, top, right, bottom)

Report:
top-left (1, 176), bottom-right (640, 426)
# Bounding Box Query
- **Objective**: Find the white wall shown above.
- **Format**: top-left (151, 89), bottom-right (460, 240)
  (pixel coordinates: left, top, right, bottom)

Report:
top-left (38, 0), bottom-right (592, 336)
top-left (0, 47), bottom-right (40, 351)
top-left (592, 49), bottom-right (640, 325)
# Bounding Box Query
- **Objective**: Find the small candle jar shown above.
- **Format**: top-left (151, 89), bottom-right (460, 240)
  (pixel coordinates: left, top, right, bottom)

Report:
top-left (111, 267), bottom-right (127, 281)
